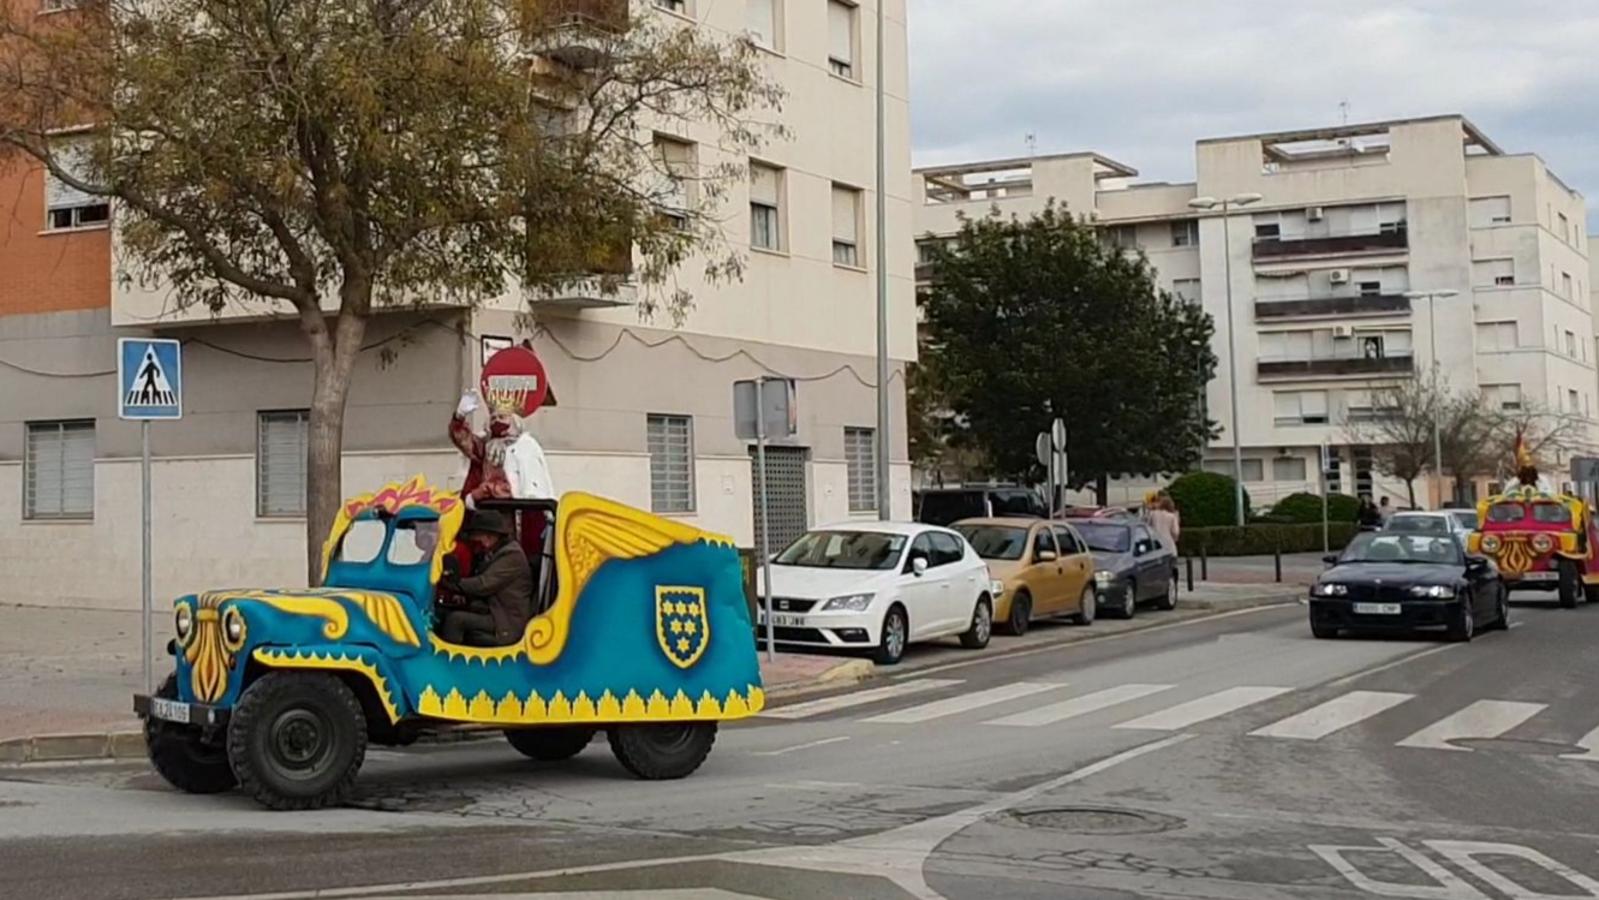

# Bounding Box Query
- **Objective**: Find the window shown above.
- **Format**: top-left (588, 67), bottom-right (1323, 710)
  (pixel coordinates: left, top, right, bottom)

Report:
top-left (749, 162), bottom-right (783, 251)
top-left (25, 420), bottom-right (94, 519)
top-left (1569, 390), bottom-right (1581, 414)
top-left (1054, 526), bottom-right (1083, 556)
top-left (647, 414), bottom-right (695, 513)
top-left (1104, 224), bottom-right (1138, 249)
top-left (1206, 459), bottom-right (1265, 482)
top-left (1566, 330), bottom-right (1578, 357)
top-left (1473, 258), bottom-right (1513, 287)
top-left (652, 0), bottom-right (687, 13)
top-left (1469, 195), bottom-right (1512, 227)
top-left (927, 531), bottom-right (966, 567)
top-left (1272, 457), bottom-right (1307, 482)
top-left (257, 410), bottom-right (309, 517)
top-left (1483, 383), bottom-right (1523, 411)
top-left (746, 0), bottom-right (778, 48)
top-left (844, 426), bottom-right (876, 512)
top-left (1476, 321), bottom-right (1519, 352)
top-left (1033, 527), bottom-right (1057, 558)
top-left (1172, 278), bottom-right (1201, 304)
top-left (1170, 219), bottom-right (1199, 247)
top-left (1559, 212), bottom-right (1570, 243)
top-left (1273, 390), bottom-right (1329, 425)
top-left (1563, 272), bottom-right (1574, 299)
top-left (1358, 281), bottom-right (1382, 297)
top-left (653, 135), bottom-right (694, 228)
top-left (1254, 221), bottom-right (1281, 240)
top-left (831, 184), bottom-right (862, 267)
top-left (827, 0), bottom-right (856, 79)
top-left (44, 136), bottom-right (109, 231)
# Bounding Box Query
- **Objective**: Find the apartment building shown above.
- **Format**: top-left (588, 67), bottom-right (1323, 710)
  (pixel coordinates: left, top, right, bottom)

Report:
top-left (0, 0), bottom-right (916, 609)
top-left (914, 115), bottom-right (1593, 507)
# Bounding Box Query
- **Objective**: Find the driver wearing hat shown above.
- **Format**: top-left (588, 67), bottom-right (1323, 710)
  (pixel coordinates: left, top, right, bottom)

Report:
top-left (438, 510), bottom-right (533, 646)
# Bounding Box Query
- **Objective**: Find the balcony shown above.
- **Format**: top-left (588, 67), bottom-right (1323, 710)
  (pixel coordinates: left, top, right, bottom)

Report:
top-left (1257, 352), bottom-right (1414, 381)
top-left (1254, 293), bottom-right (1411, 321)
top-left (1253, 224), bottom-right (1408, 260)
top-left (526, 241), bottom-right (635, 309)
top-left (532, 0), bottom-right (628, 69)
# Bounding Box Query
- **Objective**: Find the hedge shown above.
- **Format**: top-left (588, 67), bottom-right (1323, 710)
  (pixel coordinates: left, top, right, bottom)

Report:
top-left (1167, 471), bottom-right (1251, 528)
top-left (1178, 522), bottom-right (1358, 557)
top-left (1269, 492), bottom-right (1361, 524)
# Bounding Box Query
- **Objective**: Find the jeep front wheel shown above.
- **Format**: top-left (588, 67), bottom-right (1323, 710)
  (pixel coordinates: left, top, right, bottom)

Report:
top-left (506, 726), bottom-right (596, 762)
top-left (227, 672), bottom-right (367, 811)
top-left (146, 674), bottom-right (236, 795)
top-left (608, 723), bottom-right (717, 780)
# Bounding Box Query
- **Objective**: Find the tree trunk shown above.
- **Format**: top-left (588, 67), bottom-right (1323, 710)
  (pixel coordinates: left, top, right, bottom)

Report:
top-left (1095, 473), bottom-right (1109, 507)
top-left (304, 309), bottom-right (369, 586)
top-left (1405, 478), bottom-right (1417, 509)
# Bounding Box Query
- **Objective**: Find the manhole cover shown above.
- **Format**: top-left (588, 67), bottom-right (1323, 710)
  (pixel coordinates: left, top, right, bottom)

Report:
top-left (1012, 806), bottom-right (1184, 835)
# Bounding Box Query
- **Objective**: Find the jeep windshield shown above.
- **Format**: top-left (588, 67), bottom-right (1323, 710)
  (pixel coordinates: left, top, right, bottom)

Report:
top-left (775, 530), bottom-right (906, 570)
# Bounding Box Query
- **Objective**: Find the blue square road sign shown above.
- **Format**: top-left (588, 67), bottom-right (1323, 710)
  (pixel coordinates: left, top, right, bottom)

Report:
top-left (118, 338), bottom-right (183, 421)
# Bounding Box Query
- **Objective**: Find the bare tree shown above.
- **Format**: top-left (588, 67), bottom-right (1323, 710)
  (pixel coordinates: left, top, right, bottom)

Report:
top-left (1342, 376), bottom-right (1442, 507)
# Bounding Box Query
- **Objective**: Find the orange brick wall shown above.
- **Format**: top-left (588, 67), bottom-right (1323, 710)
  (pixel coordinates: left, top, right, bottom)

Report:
top-left (0, 151), bottom-right (110, 316)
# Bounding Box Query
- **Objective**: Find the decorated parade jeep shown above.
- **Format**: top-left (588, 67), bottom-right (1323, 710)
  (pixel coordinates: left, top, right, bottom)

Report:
top-left (134, 477), bottom-right (764, 810)
top-left (1468, 485), bottom-right (1599, 608)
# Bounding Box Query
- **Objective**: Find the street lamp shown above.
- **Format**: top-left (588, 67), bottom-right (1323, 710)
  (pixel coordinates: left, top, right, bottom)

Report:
top-left (1189, 192), bottom-right (1264, 526)
top-left (1404, 289), bottom-right (1460, 508)
top-left (873, 0), bottom-right (890, 520)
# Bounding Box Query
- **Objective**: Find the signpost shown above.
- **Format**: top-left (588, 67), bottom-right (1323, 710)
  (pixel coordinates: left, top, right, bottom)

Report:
top-left (734, 377), bottom-right (796, 662)
top-left (1037, 419), bottom-right (1068, 517)
top-left (1320, 443), bottom-right (1332, 554)
top-left (118, 338), bottom-right (183, 694)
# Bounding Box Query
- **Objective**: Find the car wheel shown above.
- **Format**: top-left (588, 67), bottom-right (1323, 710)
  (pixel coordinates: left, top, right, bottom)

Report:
top-left (1447, 594), bottom-right (1475, 643)
top-left (227, 672), bottom-right (367, 811)
top-left (1073, 585), bottom-right (1096, 626)
top-left (1487, 587), bottom-right (1510, 632)
top-left (1153, 570), bottom-right (1177, 611)
top-left (1003, 591), bottom-right (1032, 636)
top-left (1114, 583), bottom-right (1137, 620)
top-left (959, 597), bottom-right (992, 649)
top-left (873, 605), bottom-right (908, 665)
top-left (607, 723), bottom-right (717, 780)
top-left (145, 673), bottom-right (237, 795)
top-left (1310, 620), bottom-right (1339, 640)
top-left (505, 726), bottom-right (596, 762)
top-left (1559, 561), bottom-right (1581, 609)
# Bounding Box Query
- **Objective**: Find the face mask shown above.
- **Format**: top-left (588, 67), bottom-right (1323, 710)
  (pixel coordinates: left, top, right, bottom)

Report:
top-left (489, 422), bottom-right (511, 437)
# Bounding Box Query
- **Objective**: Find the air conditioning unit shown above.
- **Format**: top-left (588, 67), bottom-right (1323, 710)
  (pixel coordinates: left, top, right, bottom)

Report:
top-left (1329, 268), bottom-right (1352, 285)
top-left (1307, 206), bottom-right (1325, 222)
top-left (1332, 325), bottom-right (1356, 339)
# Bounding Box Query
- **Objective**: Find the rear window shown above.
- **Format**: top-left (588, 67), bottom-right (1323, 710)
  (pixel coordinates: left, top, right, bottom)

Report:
top-left (1387, 515), bottom-right (1449, 536)
top-left (917, 492), bottom-right (986, 525)
top-left (952, 525), bottom-right (1029, 561)
top-left (991, 490), bottom-right (1044, 518)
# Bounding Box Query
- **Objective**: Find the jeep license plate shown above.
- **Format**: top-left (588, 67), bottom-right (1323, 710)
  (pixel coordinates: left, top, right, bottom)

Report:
top-left (1520, 571), bottom-right (1557, 582)
top-left (149, 698), bottom-right (192, 724)
top-left (1353, 602), bottom-right (1402, 615)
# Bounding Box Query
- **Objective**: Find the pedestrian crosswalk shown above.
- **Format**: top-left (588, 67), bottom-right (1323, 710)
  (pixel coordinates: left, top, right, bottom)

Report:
top-left (761, 677), bottom-right (1599, 760)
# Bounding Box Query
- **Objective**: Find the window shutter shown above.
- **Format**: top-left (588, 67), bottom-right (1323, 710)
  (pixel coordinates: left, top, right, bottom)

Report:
top-left (45, 137), bottom-right (97, 210)
top-left (746, 0), bottom-right (775, 45)
top-left (25, 421), bottom-right (94, 518)
top-left (831, 186), bottom-right (858, 244)
top-left (845, 427), bottom-right (875, 511)
top-left (1302, 391), bottom-right (1328, 419)
top-left (828, 0), bottom-right (853, 64)
top-left (1273, 393), bottom-right (1299, 420)
top-left (750, 163), bottom-right (778, 206)
top-left (258, 411), bottom-right (309, 517)
top-left (655, 138), bottom-right (691, 210)
top-left (648, 415), bottom-right (695, 513)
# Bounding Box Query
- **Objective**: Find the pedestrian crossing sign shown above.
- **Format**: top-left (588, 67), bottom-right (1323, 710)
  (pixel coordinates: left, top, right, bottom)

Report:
top-left (118, 338), bottom-right (182, 420)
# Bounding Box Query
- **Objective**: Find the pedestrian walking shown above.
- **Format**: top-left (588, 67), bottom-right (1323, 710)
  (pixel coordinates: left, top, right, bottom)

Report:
top-left (1357, 496), bottom-right (1381, 531)
top-left (1150, 494), bottom-right (1181, 553)
top-left (1378, 496), bottom-right (1395, 523)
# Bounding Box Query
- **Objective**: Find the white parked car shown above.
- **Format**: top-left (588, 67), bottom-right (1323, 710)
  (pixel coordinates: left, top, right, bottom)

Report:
top-left (1385, 510), bottom-right (1478, 541)
top-left (757, 523), bottom-right (994, 664)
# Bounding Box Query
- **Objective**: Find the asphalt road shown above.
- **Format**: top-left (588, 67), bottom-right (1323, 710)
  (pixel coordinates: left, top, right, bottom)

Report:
top-left (5, 596), bottom-right (1599, 900)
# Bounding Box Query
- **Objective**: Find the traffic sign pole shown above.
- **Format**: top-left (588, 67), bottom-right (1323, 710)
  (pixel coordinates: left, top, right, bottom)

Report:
top-left (118, 338), bottom-right (182, 695)
top-left (754, 378), bottom-right (775, 662)
top-left (141, 421), bottom-right (152, 693)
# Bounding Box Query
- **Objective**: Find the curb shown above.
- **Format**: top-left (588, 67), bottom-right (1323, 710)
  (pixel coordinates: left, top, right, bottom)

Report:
top-left (0, 730), bottom-right (146, 765)
top-left (765, 658), bottom-right (876, 702)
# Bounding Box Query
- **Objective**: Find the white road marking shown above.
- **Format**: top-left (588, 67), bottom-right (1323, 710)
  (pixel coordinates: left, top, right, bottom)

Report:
top-left (1396, 699), bottom-right (1546, 751)
top-left (753, 736), bottom-right (851, 756)
top-left (761, 678), bottom-right (963, 720)
top-left (1426, 840), bottom-right (1599, 898)
top-left (1560, 725), bottom-right (1599, 762)
top-left (1114, 685), bottom-right (1292, 731)
top-left (863, 682), bottom-right (1063, 724)
top-left (985, 683), bottom-right (1174, 728)
top-left (1249, 690), bottom-right (1414, 740)
top-left (1310, 836), bottom-right (1489, 898)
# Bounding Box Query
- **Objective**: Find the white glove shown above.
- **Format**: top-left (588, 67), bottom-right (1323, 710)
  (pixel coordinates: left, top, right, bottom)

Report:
top-left (456, 391), bottom-right (480, 417)
top-left (465, 493), bottom-right (477, 511)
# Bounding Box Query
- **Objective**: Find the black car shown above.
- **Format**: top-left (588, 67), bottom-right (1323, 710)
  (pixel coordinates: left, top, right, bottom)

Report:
top-left (915, 486), bottom-right (1046, 526)
top-left (1068, 518), bottom-right (1177, 619)
top-left (1309, 532), bottom-right (1508, 641)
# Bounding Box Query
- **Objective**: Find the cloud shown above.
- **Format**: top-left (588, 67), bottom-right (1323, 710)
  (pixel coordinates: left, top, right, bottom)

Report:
top-left (909, 0), bottom-right (1599, 229)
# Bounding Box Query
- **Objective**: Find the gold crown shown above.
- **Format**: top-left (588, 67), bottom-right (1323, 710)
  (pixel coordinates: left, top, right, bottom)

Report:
top-left (487, 393), bottom-right (520, 415)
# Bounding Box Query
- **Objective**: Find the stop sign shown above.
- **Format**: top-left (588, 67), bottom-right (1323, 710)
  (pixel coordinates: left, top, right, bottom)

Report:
top-left (480, 346), bottom-right (550, 417)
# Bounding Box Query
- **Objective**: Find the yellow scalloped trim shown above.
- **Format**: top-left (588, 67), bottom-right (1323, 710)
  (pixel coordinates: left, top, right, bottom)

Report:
top-left (414, 684), bottom-right (764, 724)
top-left (253, 648), bottom-right (401, 723)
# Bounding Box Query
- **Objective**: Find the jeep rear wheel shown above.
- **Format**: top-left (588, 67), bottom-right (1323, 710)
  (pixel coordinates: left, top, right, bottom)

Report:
top-left (146, 674), bottom-right (236, 795)
top-left (608, 723), bottom-right (717, 780)
top-left (227, 672), bottom-right (366, 811)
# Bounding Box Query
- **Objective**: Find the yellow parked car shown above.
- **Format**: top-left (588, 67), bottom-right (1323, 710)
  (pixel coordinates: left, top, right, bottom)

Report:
top-left (952, 517), bottom-right (1097, 635)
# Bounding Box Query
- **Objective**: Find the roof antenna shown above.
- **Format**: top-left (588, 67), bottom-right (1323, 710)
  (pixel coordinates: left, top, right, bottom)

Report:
top-left (1025, 132), bottom-right (1037, 158)
top-left (1338, 99), bottom-right (1350, 125)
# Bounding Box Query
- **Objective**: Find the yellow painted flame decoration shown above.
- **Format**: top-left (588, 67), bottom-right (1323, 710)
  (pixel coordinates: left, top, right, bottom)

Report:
top-left (319, 475), bottom-right (466, 584)
top-left (1491, 535), bottom-right (1537, 576)
top-left (185, 596), bottom-right (234, 703)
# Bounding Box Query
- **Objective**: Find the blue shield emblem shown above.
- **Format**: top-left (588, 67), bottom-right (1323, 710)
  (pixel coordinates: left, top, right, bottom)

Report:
top-left (656, 586), bottom-right (710, 669)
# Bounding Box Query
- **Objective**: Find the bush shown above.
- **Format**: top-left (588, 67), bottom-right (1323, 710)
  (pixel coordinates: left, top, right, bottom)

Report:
top-left (1178, 523), bottom-right (1358, 557)
top-left (1270, 492), bottom-right (1361, 524)
top-left (1168, 471), bottom-right (1251, 528)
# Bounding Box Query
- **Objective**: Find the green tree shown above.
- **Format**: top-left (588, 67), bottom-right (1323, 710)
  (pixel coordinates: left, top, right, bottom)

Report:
top-left (918, 204), bottom-right (1215, 502)
top-left (0, 0), bottom-right (779, 579)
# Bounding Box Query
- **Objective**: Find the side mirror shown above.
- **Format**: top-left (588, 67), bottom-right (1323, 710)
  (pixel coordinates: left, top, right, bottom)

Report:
top-left (912, 556), bottom-right (929, 576)
top-left (1466, 556), bottom-right (1490, 573)
top-left (1322, 553), bottom-right (1339, 565)
top-left (1036, 549), bottom-right (1058, 563)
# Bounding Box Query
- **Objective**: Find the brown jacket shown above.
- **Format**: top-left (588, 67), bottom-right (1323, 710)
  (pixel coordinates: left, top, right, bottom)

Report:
top-left (456, 539), bottom-right (533, 643)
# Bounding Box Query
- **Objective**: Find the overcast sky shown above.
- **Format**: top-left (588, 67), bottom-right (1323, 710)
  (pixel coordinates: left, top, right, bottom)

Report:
top-left (908, 0), bottom-right (1599, 230)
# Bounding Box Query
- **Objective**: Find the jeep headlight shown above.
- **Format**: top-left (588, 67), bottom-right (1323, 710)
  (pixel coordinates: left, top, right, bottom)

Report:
top-left (821, 592), bottom-right (875, 612)
top-left (174, 604), bottom-right (194, 645)
top-left (222, 606), bottom-right (247, 651)
top-left (1531, 533), bottom-right (1555, 554)
top-left (1481, 534), bottom-right (1503, 553)
top-left (1409, 585), bottom-right (1456, 599)
top-left (1313, 583), bottom-right (1349, 597)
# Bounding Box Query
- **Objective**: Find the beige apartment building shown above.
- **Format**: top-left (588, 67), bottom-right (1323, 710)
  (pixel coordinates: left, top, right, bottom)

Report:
top-left (915, 115), bottom-right (1593, 507)
top-left (0, 0), bottom-right (916, 610)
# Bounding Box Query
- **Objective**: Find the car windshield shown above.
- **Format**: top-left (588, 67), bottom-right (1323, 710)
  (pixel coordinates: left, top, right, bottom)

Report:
top-left (1451, 511), bottom-right (1480, 530)
top-left (1073, 522), bottom-right (1131, 553)
top-left (952, 525), bottom-right (1029, 560)
top-left (387, 520), bottom-right (439, 566)
top-left (1340, 533), bottom-right (1463, 566)
top-left (1387, 515), bottom-right (1450, 536)
top-left (775, 530), bottom-right (907, 570)
top-left (337, 518), bottom-right (387, 564)
top-left (1531, 503), bottom-right (1570, 524)
top-left (1487, 502), bottom-right (1526, 523)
